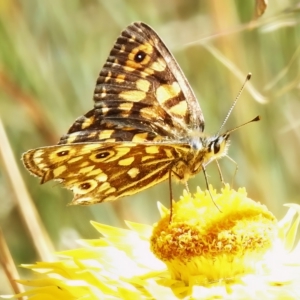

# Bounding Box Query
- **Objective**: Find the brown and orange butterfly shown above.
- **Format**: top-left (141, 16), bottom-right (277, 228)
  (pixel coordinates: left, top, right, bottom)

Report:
top-left (22, 22), bottom-right (232, 205)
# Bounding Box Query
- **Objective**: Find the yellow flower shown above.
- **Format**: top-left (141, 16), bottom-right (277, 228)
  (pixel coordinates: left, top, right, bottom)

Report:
top-left (6, 185), bottom-right (300, 299)
top-left (152, 185), bottom-right (277, 283)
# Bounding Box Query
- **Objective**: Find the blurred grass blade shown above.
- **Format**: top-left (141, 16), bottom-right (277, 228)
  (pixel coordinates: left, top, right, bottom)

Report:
top-left (0, 229), bottom-right (25, 299)
top-left (203, 43), bottom-right (268, 104)
top-left (264, 45), bottom-right (300, 92)
top-left (0, 118), bottom-right (54, 261)
top-left (0, 70), bottom-right (57, 144)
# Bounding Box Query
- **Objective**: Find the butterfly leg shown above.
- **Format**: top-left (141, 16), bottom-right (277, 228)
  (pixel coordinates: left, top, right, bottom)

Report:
top-left (168, 168), bottom-right (174, 223)
top-left (215, 160), bottom-right (225, 186)
top-left (202, 165), bottom-right (222, 213)
top-left (168, 166), bottom-right (188, 223)
top-left (184, 182), bottom-right (190, 193)
top-left (170, 168), bottom-right (190, 193)
top-left (224, 155), bottom-right (239, 188)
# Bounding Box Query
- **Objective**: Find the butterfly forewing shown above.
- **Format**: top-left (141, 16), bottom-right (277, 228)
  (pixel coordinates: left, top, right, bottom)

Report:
top-left (60, 22), bottom-right (204, 146)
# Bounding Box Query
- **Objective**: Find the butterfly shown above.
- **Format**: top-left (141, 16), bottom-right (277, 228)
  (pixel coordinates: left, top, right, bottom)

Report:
top-left (22, 22), bottom-right (232, 206)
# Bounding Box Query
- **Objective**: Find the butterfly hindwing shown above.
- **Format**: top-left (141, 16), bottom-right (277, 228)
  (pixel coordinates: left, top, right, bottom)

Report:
top-left (23, 142), bottom-right (190, 204)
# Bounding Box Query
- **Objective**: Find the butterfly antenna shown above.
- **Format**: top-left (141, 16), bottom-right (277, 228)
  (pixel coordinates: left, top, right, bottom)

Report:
top-left (226, 115), bottom-right (260, 134)
top-left (217, 73), bottom-right (252, 135)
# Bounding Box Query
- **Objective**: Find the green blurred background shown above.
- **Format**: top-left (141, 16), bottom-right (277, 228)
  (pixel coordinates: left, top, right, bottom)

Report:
top-left (1, 0), bottom-right (300, 294)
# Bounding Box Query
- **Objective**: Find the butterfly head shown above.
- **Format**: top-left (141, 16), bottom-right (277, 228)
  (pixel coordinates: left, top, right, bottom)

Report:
top-left (176, 131), bottom-right (231, 182)
top-left (203, 132), bottom-right (230, 166)
top-left (189, 129), bottom-right (230, 161)
top-left (186, 127), bottom-right (230, 166)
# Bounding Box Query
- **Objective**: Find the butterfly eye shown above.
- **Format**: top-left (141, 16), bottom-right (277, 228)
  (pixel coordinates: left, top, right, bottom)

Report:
top-left (134, 50), bottom-right (146, 63)
top-left (213, 143), bottom-right (220, 154)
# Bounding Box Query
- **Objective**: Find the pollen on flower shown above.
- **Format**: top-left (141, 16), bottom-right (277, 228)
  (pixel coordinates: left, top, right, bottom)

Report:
top-left (150, 185), bottom-right (277, 284)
